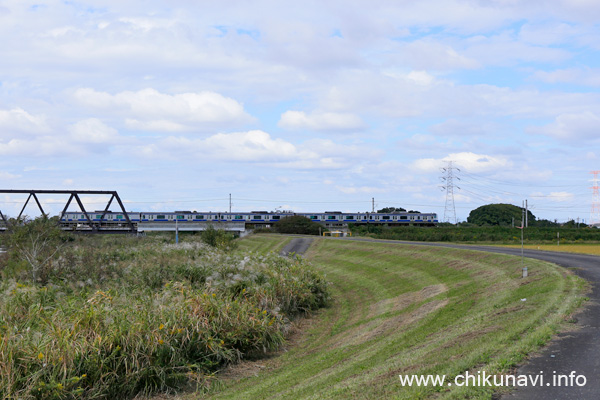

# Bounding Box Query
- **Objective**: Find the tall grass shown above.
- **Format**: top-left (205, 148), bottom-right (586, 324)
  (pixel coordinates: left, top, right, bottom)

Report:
top-left (0, 236), bottom-right (329, 399)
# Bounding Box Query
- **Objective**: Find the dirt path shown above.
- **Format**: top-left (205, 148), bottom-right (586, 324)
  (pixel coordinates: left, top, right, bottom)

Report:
top-left (279, 236), bottom-right (314, 257)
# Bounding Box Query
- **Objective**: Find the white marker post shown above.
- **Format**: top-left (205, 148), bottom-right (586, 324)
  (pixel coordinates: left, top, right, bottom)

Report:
top-left (520, 203), bottom-right (527, 278)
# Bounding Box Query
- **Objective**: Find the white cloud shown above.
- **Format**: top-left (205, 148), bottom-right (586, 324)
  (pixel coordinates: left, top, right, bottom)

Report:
top-left (532, 67), bottom-right (600, 87)
top-left (413, 152), bottom-right (511, 173)
top-left (0, 171), bottom-right (20, 179)
top-left (136, 130), bottom-right (379, 169)
top-left (394, 39), bottom-right (480, 71)
top-left (335, 185), bottom-right (388, 194)
top-left (73, 88), bottom-right (254, 130)
top-left (278, 110), bottom-right (365, 132)
top-left (527, 111), bottom-right (600, 141)
top-left (69, 118), bottom-right (119, 144)
top-left (547, 191), bottom-right (575, 202)
top-left (0, 108), bottom-right (49, 137)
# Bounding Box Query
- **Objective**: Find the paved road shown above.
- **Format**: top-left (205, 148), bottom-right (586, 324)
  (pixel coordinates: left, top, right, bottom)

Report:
top-left (338, 238), bottom-right (600, 399)
top-left (280, 237), bottom-right (314, 257)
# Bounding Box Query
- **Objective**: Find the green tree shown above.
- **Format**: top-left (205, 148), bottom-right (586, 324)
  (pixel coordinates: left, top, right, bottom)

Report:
top-left (377, 207), bottom-right (406, 213)
top-left (272, 215), bottom-right (323, 235)
top-left (467, 204), bottom-right (536, 226)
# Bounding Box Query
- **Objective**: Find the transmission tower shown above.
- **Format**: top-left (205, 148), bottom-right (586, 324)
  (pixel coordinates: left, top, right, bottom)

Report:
top-left (441, 161), bottom-right (460, 224)
top-left (591, 171), bottom-right (600, 227)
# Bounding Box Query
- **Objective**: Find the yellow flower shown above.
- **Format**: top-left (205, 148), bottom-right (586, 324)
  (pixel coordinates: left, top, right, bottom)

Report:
top-left (220, 340), bottom-right (224, 345)
top-left (212, 293), bottom-right (216, 298)
top-left (37, 352), bottom-right (44, 360)
top-left (158, 339), bottom-right (164, 345)
top-left (159, 324), bottom-right (165, 330)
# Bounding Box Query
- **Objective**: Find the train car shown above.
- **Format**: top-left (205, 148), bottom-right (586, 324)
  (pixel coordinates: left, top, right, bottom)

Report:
top-left (59, 209), bottom-right (438, 231)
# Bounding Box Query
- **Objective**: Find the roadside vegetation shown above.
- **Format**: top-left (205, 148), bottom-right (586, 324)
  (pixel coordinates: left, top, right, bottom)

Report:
top-left (206, 235), bottom-right (587, 399)
top-left (351, 203), bottom-right (599, 245)
top-left (0, 222), bottom-right (329, 399)
top-left (350, 224), bottom-right (600, 244)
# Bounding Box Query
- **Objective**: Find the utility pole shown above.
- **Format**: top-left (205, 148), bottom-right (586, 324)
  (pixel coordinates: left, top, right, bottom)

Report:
top-left (229, 193), bottom-right (232, 213)
top-left (520, 200), bottom-right (527, 278)
top-left (372, 197), bottom-right (375, 213)
top-left (441, 161), bottom-right (460, 224)
top-left (525, 199), bottom-right (528, 228)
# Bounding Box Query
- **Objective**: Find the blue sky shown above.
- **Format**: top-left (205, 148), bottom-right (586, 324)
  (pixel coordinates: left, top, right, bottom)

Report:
top-left (1, 0), bottom-right (600, 223)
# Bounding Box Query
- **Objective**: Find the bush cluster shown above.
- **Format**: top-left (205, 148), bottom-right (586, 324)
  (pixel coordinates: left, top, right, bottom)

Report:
top-left (0, 235), bottom-right (329, 399)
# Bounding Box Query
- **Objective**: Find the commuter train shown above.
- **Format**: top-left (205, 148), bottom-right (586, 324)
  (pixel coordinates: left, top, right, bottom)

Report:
top-left (59, 210), bottom-right (438, 231)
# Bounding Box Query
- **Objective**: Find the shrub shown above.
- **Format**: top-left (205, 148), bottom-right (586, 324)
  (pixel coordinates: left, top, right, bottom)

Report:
top-left (201, 225), bottom-right (237, 250)
top-left (2, 216), bottom-right (71, 284)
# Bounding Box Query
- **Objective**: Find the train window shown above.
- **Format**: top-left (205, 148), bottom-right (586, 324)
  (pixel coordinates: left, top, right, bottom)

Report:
top-left (96, 214), bottom-right (102, 219)
top-left (252, 215), bottom-right (261, 220)
top-left (116, 215), bottom-right (123, 220)
top-left (327, 216), bottom-right (336, 220)
top-left (235, 215), bottom-right (243, 220)
top-left (310, 216), bottom-right (318, 220)
top-left (382, 216), bottom-right (390, 220)
top-left (196, 215), bottom-right (204, 219)
top-left (271, 216), bottom-right (280, 220)
top-left (345, 215), bottom-right (354, 220)
top-left (157, 215), bottom-right (165, 219)
top-left (177, 215), bottom-right (184, 220)
top-left (400, 216), bottom-right (408, 220)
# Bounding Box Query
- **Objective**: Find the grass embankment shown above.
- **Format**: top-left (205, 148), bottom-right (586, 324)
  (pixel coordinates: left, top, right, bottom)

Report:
top-left (0, 235), bottom-right (329, 399)
top-left (207, 235), bottom-right (586, 399)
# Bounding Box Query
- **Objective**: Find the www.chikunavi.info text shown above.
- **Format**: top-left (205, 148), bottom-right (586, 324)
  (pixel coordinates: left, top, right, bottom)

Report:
top-left (399, 370), bottom-right (586, 387)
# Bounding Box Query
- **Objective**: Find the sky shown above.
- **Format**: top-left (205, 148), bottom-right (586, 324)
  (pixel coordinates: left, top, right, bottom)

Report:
top-left (1, 0), bottom-right (600, 223)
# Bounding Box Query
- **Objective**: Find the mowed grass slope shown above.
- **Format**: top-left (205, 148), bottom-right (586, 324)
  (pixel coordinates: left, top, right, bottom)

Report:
top-left (204, 236), bottom-right (586, 400)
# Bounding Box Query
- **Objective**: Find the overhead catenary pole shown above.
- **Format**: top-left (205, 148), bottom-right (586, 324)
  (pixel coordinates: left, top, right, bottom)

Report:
top-left (372, 197), bottom-right (375, 213)
top-left (229, 193), bottom-right (232, 213)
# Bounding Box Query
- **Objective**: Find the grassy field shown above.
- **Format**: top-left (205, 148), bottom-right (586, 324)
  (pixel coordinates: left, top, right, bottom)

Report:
top-left (199, 235), bottom-right (587, 399)
top-left (499, 243), bottom-right (600, 256)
